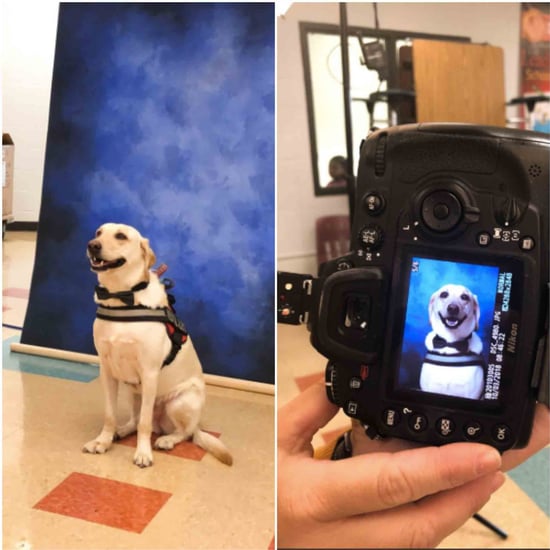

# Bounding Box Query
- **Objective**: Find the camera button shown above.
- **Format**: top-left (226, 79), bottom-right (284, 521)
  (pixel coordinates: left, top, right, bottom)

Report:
top-left (421, 191), bottom-right (462, 232)
top-left (491, 424), bottom-right (512, 444)
top-left (436, 417), bottom-right (455, 437)
top-left (463, 421), bottom-right (483, 440)
top-left (346, 401), bottom-right (358, 416)
top-left (408, 414), bottom-right (428, 433)
top-left (520, 236), bottom-right (536, 251)
top-left (337, 260), bottom-right (354, 270)
top-left (477, 231), bottom-right (492, 247)
top-left (358, 224), bottom-right (384, 251)
top-left (364, 192), bottom-right (385, 215)
top-left (349, 377), bottom-right (362, 390)
top-left (383, 408), bottom-right (401, 427)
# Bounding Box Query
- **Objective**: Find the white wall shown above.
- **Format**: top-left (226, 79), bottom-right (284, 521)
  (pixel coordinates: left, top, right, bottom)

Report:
top-left (2, 1), bottom-right (59, 222)
top-left (277, 2), bottom-right (522, 274)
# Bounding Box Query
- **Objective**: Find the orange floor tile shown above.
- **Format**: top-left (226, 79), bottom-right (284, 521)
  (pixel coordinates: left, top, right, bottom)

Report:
top-left (33, 472), bottom-right (172, 533)
top-left (116, 431), bottom-right (221, 461)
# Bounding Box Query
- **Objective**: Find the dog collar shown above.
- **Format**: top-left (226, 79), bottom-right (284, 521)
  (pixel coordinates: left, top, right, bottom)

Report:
top-left (95, 281), bottom-right (149, 306)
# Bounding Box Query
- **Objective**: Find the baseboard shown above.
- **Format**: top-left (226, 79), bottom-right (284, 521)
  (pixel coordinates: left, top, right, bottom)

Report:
top-left (6, 221), bottom-right (38, 231)
top-left (10, 341), bottom-right (274, 395)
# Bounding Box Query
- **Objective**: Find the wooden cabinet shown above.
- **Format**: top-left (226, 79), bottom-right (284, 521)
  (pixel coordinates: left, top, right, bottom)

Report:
top-left (412, 40), bottom-right (506, 126)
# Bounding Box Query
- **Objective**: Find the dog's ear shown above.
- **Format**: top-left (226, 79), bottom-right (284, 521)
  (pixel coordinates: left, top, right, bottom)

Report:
top-left (428, 290), bottom-right (438, 324)
top-left (140, 238), bottom-right (156, 269)
top-left (472, 293), bottom-right (480, 330)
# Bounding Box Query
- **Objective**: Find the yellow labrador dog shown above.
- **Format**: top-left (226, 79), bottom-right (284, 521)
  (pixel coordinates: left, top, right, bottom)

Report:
top-left (83, 222), bottom-right (232, 467)
top-left (420, 284), bottom-right (484, 400)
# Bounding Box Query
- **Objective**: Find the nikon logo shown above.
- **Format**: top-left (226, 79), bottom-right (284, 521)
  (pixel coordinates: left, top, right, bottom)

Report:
top-left (506, 323), bottom-right (518, 354)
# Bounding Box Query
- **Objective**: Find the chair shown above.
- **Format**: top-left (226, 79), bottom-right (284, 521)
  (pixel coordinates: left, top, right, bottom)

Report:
top-left (316, 215), bottom-right (351, 266)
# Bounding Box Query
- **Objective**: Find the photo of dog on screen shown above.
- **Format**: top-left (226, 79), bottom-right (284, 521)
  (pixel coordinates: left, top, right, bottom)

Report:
top-left (397, 258), bottom-right (500, 401)
top-left (419, 284), bottom-right (485, 399)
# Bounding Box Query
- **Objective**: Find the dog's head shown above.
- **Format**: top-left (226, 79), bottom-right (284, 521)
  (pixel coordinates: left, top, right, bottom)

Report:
top-left (87, 223), bottom-right (156, 279)
top-left (428, 284), bottom-right (480, 339)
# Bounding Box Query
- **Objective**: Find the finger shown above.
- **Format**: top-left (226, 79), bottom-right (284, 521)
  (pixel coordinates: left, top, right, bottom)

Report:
top-left (307, 442), bottom-right (502, 520)
top-left (405, 471), bottom-right (506, 547)
top-left (502, 403), bottom-right (550, 471)
top-left (320, 471), bottom-right (506, 549)
top-left (278, 379), bottom-right (338, 455)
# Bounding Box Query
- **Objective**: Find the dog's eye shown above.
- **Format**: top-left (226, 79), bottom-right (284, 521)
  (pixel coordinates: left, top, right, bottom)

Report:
top-left (115, 232), bottom-right (128, 240)
top-left (460, 294), bottom-right (470, 302)
top-left (95, 229), bottom-right (102, 237)
top-left (440, 291), bottom-right (449, 299)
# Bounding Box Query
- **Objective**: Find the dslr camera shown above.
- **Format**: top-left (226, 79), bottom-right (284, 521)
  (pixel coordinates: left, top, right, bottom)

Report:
top-left (279, 123), bottom-right (549, 451)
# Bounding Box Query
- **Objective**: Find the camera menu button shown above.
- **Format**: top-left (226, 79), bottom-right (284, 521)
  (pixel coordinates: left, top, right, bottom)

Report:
top-left (383, 408), bottom-right (401, 427)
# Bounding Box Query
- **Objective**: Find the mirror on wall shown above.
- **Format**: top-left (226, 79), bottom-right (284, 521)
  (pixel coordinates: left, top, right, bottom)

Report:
top-left (300, 22), bottom-right (470, 196)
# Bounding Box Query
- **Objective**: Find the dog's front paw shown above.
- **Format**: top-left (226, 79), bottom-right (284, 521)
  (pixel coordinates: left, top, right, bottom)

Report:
top-left (133, 449), bottom-right (154, 468)
top-left (83, 439), bottom-right (111, 454)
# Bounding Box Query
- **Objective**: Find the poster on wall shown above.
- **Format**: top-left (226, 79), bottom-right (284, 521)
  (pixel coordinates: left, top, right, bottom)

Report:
top-left (520, 3), bottom-right (550, 132)
top-left (21, 3), bottom-right (275, 384)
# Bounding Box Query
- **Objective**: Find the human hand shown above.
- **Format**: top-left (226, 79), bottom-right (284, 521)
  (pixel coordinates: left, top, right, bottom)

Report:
top-left (278, 381), bottom-right (505, 548)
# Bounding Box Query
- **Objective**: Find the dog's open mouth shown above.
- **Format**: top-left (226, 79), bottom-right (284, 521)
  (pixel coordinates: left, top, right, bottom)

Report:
top-left (89, 256), bottom-right (126, 272)
top-left (439, 313), bottom-right (466, 329)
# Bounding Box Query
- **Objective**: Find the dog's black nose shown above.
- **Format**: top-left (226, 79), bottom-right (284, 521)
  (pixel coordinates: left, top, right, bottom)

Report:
top-left (447, 304), bottom-right (459, 315)
top-left (88, 239), bottom-right (102, 254)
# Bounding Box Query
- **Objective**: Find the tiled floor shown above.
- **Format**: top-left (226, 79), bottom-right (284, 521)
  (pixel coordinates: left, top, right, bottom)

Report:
top-left (278, 323), bottom-right (550, 548)
top-left (3, 231), bottom-right (274, 549)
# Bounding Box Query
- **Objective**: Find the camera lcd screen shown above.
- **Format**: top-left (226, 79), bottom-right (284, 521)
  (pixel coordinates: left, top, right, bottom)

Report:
top-left (395, 255), bottom-right (521, 403)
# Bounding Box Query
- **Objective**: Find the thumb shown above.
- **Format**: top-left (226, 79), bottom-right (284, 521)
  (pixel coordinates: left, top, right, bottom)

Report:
top-left (278, 379), bottom-right (338, 455)
top-left (308, 442), bottom-right (502, 520)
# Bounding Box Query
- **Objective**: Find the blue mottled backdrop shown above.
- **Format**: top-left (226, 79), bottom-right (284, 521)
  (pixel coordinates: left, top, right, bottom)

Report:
top-left (22, 3), bottom-right (275, 384)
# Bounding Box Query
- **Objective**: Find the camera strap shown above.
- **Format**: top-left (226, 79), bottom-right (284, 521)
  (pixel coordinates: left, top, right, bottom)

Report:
top-left (535, 329), bottom-right (549, 407)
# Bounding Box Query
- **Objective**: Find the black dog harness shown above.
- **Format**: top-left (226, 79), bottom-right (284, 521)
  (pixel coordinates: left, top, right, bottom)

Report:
top-left (95, 280), bottom-right (188, 367)
top-left (425, 333), bottom-right (485, 369)
top-left (423, 351), bottom-right (484, 368)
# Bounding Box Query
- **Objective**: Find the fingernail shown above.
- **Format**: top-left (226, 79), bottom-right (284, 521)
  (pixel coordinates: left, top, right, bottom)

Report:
top-left (476, 448), bottom-right (502, 475)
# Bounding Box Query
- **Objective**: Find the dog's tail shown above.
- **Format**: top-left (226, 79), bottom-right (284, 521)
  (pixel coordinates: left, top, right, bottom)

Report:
top-left (193, 429), bottom-right (233, 466)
